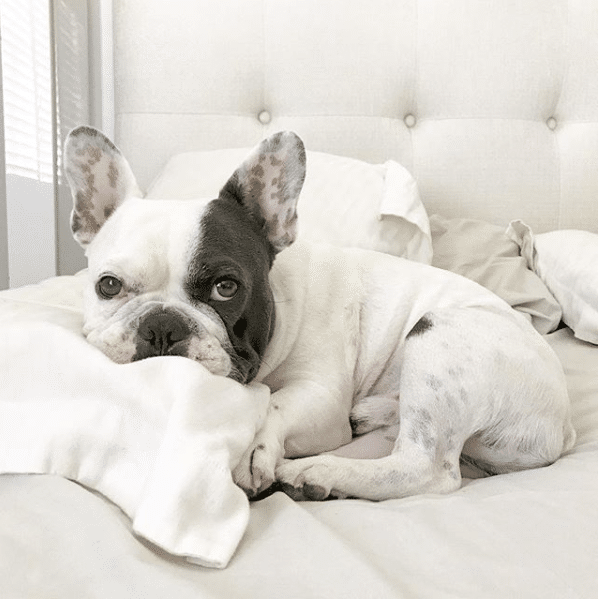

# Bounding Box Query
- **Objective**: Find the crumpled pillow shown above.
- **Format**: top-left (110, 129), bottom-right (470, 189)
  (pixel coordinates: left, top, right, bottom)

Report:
top-left (508, 221), bottom-right (598, 345)
top-left (147, 148), bottom-right (432, 264)
top-left (431, 214), bottom-right (562, 334)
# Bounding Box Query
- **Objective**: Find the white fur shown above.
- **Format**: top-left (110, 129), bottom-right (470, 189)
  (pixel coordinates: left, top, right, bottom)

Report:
top-left (233, 241), bottom-right (576, 500)
top-left (66, 128), bottom-right (575, 502)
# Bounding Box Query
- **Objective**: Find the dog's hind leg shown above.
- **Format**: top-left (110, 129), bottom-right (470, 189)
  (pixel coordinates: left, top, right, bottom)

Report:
top-left (277, 307), bottom-right (574, 501)
top-left (275, 421), bottom-right (463, 501)
top-left (277, 343), bottom-right (467, 501)
top-left (277, 309), bottom-right (497, 501)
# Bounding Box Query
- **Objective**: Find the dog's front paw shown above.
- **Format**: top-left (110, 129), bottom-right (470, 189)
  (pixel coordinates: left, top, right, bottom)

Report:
top-left (276, 457), bottom-right (340, 501)
top-left (233, 438), bottom-right (282, 498)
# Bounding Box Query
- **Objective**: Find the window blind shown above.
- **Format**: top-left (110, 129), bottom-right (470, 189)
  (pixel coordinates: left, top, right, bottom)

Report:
top-left (1, 0), bottom-right (54, 183)
top-left (0, 0), bottom-right (100, 288)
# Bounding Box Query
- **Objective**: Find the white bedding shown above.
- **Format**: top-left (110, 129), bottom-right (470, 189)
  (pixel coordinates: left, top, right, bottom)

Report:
top-left (0, 275), bottom-right (269, 569)
top-left (3, 0), bottom-right (598, 595)
top-left (1, 270), bottom-right (597, 598)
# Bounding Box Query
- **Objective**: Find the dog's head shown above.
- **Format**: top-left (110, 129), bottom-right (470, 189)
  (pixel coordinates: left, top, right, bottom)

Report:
top-left (65, 127), bottom-right (306, 382)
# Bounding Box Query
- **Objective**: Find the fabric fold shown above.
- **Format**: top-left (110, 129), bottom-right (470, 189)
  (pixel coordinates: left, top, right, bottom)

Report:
top-left (0, 286), bottom-right (269, 569)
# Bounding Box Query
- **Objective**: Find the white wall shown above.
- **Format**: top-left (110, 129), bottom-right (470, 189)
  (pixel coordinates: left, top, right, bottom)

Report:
top-left (5, 175), bottom-right (56, 288)
top-left (0, 43), bottom-right (8, 290)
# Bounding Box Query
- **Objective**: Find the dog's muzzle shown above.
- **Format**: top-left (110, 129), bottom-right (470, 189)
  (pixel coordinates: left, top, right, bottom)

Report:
top-left (133, 306), bottom-right (193, 360)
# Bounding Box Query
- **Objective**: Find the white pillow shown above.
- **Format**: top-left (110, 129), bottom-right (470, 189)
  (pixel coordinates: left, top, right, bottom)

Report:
top-left (508, 221), bottom-right (598, 344)
top-left (146, 148), bottom-right (432, 263)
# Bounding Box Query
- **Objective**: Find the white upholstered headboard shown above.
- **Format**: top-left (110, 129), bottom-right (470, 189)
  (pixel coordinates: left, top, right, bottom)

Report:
top-left (114, 0), bottom-right (598, 233)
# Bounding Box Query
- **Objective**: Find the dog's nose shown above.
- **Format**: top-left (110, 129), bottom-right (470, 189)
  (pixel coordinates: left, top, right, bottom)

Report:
top-left (134, 307), bottom-right (192, 359)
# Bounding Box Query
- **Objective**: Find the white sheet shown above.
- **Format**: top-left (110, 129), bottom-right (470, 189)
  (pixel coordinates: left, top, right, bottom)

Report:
top-left (0, 275), bottom-right (269, 569)
top-left (1, 275), bottom-right (597, 597)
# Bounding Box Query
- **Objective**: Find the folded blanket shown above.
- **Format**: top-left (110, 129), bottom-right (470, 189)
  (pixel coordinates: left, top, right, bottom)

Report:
top-left (0, 275), bottom-right (269, 568)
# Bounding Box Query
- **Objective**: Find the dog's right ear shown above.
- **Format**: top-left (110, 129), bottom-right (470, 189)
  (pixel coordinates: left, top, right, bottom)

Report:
top-left (64, 126), bottom-right (142, 248)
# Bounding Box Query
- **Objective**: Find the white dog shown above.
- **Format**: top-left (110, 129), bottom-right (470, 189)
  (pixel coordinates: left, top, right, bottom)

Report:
top-left (65, 126), bottom-right (576, 501)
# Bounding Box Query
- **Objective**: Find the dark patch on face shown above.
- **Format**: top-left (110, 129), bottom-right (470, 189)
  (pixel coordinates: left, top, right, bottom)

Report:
top-left (406, 313), bottom-right (434, 339)
top-left (184, 198), bottom-right (276, 383)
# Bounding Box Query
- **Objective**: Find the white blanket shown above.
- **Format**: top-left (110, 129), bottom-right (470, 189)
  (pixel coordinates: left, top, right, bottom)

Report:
top-left (1, 276), bottom-right (598, 597)
top-left (0, 275), bottom-right (269, 569)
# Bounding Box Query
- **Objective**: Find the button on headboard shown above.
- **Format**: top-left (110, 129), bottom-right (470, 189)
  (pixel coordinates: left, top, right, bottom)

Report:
top-left (114, 0), bottom-right (598, 232)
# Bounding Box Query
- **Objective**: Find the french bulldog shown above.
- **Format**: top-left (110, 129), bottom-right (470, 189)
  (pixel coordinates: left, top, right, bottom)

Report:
top-left (65, 126), bottom-right (575, 501)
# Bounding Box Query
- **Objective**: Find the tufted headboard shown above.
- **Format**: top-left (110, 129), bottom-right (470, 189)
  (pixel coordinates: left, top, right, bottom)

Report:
top-left (114, 0), bottom-right (598, 233)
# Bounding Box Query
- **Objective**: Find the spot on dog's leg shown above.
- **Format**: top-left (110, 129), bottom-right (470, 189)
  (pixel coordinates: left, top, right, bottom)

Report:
top-left (426, 374), bottom-right (443, 392)
top-left (406, 407), bottom-right (436, 453)
top-left (407, 313), bottom-right (434, 338)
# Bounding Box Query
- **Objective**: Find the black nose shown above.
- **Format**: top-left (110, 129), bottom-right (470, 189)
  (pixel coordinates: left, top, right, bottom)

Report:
top-left (134, 307), bottom-right (192, 360)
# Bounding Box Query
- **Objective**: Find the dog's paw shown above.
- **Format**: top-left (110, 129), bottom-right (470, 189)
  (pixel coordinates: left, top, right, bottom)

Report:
top-left (233, 439), bottom-right (281, 498)
top-left (276, 457), bottom-right (341, 501)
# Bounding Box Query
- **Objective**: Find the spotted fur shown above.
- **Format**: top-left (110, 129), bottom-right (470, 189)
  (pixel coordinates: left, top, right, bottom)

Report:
top-left (65, 126), bottom-right (141, 247)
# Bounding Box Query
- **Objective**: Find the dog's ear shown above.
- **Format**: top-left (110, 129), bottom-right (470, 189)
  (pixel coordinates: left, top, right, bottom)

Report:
top-left (219, 131), bottom-right (306, 253)
top-left (64, 126), bottom-right (142, 248)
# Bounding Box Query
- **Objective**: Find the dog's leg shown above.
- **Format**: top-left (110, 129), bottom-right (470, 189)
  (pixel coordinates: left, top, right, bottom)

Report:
top-left (277, 308), bottom-right (573, 501)
top-left (276, 384), bottom-right (465, 501)
top-left (233, 380), bottom-right (353, 497)
top-left (276, 312), bottom-right (474, 500)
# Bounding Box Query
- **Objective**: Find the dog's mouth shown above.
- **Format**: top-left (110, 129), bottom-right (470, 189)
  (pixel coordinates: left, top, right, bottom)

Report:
top-left (128, 304), bottom-right (237, 378)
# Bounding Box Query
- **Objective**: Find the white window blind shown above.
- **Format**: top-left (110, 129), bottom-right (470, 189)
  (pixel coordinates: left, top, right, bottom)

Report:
top-left (0, 0), bottom-right (108, 289)
top-left (1, 0), bottom-right (56, 288)
top-left (1, 0), bottom-right (54, 183)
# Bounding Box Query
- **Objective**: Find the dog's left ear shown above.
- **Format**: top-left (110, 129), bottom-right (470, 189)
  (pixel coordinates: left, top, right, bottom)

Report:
top-left (219, 131), bottom-right (306, 253)
top-left (64, 126), bottom-right (142, 248)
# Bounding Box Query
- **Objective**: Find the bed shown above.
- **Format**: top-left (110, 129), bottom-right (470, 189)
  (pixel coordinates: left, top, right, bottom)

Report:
top-left (1, 0), bottom-right (598, 596)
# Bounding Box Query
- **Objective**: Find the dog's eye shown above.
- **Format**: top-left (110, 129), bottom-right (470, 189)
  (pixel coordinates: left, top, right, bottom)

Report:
top-left (96, 275), bottom-right (123, 299)
top-left (210, 278), bottom-right (238, 301)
